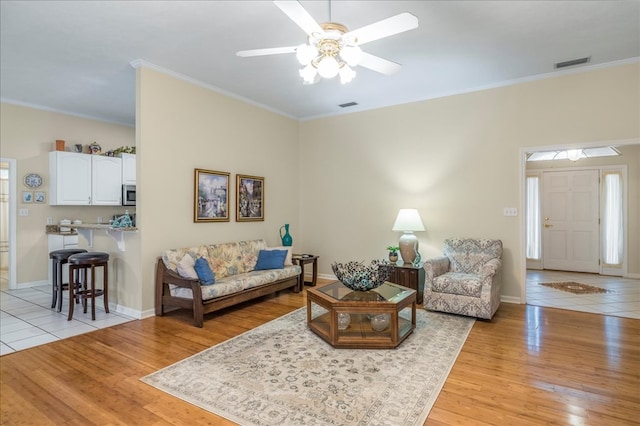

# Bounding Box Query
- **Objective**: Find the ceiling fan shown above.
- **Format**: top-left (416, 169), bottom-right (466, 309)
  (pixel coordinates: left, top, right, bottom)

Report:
top-left (236, 1), bottom-right (419, 84)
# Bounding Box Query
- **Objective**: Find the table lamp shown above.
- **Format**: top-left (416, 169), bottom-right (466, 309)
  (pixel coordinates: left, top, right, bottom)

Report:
top-left (392, 209), bottom-right (425, 265)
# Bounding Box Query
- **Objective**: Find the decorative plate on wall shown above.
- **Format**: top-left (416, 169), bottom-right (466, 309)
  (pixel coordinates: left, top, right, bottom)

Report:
top-left (24, 173), bottom-right (43, 188)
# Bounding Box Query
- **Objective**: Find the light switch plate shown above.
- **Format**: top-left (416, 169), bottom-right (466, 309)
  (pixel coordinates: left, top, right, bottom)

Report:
top-left (19, 208), bottom-right (28, 216)
top-left (503, 207), bottom-right (518, 216)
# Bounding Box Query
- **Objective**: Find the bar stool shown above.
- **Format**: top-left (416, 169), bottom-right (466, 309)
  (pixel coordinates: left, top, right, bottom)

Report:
top-left (67, 252), bottom-right (110, 321)
top-left (49, 248), bottom-right (88, 312)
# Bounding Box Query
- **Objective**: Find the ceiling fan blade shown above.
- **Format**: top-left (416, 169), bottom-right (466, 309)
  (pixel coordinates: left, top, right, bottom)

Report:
top-left (346, 12), bottom-right (418, 46)
top-left (236, 46), bottom-right (297, 57)
top-left (274, 1), bottom-right (323, 37)
top-left (358, 52), bottom-right (402, 75)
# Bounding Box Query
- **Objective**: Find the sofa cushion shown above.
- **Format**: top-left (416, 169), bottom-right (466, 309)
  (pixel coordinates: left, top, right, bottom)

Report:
top-left (169, 265), bottom-right (301, 301)
top-left (162, 245), bottom-right (209, 274)
top-left (432, 272), bottom-right (483, 297)
top-left (206, 239), bottom-right (268, 278)
top-left (176, 254), bottom-right (198, 279)
top-left (194, 257), bottom-right (216, 285)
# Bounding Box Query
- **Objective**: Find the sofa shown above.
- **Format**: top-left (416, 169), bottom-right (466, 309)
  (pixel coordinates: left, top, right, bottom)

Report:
top-left (423, 238), bottom-right (502, 320)
top-left (155, 239), bottom-right (301, 327)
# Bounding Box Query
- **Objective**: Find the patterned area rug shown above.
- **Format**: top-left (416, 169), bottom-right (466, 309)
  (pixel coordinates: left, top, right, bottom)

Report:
top-left (141, 307), bottom-right (474, 425)
top-left (539, 281), bottom-right (614, 294)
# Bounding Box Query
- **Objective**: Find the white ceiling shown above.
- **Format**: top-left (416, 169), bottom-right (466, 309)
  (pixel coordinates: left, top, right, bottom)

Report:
top-left (1, 1), bottom-right (639, 127)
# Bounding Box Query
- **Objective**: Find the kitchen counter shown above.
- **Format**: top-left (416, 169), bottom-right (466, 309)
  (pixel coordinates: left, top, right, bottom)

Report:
top-left (45, 224), bottom-right (138, 251)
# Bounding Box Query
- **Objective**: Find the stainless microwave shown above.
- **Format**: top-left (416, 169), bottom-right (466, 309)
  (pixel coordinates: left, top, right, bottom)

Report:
top-left (122, 184), bottom-right (136, 206)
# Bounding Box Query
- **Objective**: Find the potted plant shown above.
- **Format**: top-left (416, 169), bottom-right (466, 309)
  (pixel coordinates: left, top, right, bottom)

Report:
top-left (386, 245), bottom-right (399, 263)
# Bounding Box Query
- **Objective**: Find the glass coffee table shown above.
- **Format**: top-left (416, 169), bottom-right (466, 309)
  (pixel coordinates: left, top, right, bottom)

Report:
top-left (306, 281), bottom-right (416, 349)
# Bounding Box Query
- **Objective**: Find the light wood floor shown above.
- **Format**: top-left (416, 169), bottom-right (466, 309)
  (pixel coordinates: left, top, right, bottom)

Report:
top-left (1, 279), bottom-right (638, 425)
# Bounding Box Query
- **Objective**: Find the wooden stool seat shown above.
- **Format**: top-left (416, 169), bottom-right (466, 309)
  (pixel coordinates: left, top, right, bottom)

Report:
top-left (67, 252), bottom-right (110, 321)
top-left (49, 248), bottom-right (88, 312)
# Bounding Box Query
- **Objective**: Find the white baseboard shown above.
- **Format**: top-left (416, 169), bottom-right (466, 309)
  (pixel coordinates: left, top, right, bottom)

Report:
top-left (501, 295), bottom-right (523, 304)
top-left (15, 280), bottom-right (49, 289)
top-left (318, 273), bottom-right (337, 281)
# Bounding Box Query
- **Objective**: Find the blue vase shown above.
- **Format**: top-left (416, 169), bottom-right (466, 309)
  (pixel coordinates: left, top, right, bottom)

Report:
top-left (280, 224), bottom-right (293, 246)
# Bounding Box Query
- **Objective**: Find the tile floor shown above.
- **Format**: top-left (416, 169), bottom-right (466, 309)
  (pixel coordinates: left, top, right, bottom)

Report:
top-left (1, 284), bottom-right (135, 355)
top-left (526, 270), bottom-right (640, 319)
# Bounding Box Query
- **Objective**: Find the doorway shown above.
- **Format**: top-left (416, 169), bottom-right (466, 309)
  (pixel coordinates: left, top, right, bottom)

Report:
top-left (520, 141), bottom-right (639, 309)
top-left (0, 158), bottom-right (17, 290)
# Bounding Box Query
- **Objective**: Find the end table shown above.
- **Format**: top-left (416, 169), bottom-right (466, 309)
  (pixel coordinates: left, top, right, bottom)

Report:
top-left (292, 254), bottom-right (319, 290)
top-left (388, 264), bottom-right (425, 304)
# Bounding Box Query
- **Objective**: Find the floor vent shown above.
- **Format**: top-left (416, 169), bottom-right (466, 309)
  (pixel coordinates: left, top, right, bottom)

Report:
top-left (338, 102), bottom-right (358, 108)
top-left (555, 56), bottom-right (591, 69)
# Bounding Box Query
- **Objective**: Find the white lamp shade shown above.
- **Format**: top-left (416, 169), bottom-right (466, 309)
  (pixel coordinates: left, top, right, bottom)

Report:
top-left (392, 209), bottom-right (425, 232)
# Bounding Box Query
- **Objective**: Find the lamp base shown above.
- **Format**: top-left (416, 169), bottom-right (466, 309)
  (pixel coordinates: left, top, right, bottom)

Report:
top-left (398, 232), bottom-right (418, 265)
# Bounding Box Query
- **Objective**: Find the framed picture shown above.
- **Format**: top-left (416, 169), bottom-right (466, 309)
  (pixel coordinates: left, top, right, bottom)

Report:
top-left (22, 191), bottom-right (33, 203)
top-left (194, 169), bottom-right (230, 222)
top-left (236, 174), bottom-right (264, 221)
top-left (34, 191), bottom-right (46, 203)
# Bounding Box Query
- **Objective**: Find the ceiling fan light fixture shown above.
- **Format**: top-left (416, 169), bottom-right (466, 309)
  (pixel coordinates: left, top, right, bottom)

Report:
top-left (300, 63), bottom-right (318, 84)
top-left (567, 149), bottom-right (583, 162)
top-left (339, 64), bottom-right (356, 84)
top-left (296, 43), bottom-right (317, 65)
top-left (317, 55), bottom-right (340, 78)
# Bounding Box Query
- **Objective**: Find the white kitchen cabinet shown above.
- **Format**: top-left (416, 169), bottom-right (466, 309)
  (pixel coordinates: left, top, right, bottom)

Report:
top-left (49, 152), bottom-right (92, 205)
top-left (49, 151), bottom-right (122, 205)
top-left (92, 155), bottom-right (122, 205)
top-left (120, 153), bottom-right (136, 184)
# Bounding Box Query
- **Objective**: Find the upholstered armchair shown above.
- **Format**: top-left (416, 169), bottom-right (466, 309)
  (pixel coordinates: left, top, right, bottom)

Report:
top-left (423, 238), bottom-right (503, 320)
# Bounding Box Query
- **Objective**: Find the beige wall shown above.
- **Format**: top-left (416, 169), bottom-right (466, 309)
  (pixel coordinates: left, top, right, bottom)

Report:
top-left (3, 62), bottom-right (638, 315)
top-left (527, 144), bottom-right (640, 274)
top-left (299, 63), bottom-right (640, 299)
top-left (136, 67), bottom-right (300, 313)
top-left (0, 103), bottom-right (140, 313)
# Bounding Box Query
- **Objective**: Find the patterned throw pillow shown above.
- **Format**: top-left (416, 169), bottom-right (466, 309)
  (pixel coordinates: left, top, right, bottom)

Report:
top-left (176, 254), bottom-right (198, 279)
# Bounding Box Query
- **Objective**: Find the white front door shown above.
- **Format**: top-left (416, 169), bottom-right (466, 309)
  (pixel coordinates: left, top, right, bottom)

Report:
top-left (542, 170), bottom-right (600, 273)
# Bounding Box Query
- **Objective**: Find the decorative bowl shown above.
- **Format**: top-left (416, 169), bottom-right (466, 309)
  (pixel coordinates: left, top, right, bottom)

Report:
top-left (331, 260), bottom-right (394, 292)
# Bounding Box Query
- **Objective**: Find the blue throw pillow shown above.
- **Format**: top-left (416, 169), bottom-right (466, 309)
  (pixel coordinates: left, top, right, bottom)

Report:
top-left (254, 249), bottom-right (287, 270)
top-left (194, 257), bottom-right (215, 285)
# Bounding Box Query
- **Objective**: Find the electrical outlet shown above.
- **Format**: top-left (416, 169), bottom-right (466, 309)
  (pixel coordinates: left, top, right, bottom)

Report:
top-left (503, 208), bottom-right (518, 217)
top-left (46, 217), bottom-right (54, 225)
top-left (97, 216), bottom-right (103, 224)
top-left (19, 208), bottom-right (28, 216)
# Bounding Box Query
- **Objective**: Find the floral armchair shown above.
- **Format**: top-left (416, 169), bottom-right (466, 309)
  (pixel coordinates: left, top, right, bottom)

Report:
top-left (423, 238), bottom-right (503, 320)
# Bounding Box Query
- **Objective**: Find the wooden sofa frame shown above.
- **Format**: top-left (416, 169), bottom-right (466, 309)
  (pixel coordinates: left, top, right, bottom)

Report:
top-left (155, 257), bottom-right (300, 327)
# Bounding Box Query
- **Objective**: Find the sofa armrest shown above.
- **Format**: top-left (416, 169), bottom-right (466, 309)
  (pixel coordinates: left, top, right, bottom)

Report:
top-left (155, 257), bottom-right (203, 318)
top-left (162, 266), bottom-right (200, 288)
top-left (423, 256), bottom-right (450, 285)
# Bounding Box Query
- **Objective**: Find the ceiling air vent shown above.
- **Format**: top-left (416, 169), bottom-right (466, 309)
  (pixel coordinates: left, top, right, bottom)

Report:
top-left (339, 102), bottom-right (358, 108)
top-left (555, 56), bottom-right (591, 69)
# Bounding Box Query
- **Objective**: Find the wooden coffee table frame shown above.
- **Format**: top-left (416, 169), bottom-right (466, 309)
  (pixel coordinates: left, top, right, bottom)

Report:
top-left (306, 281), bottom-right (416, 349)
